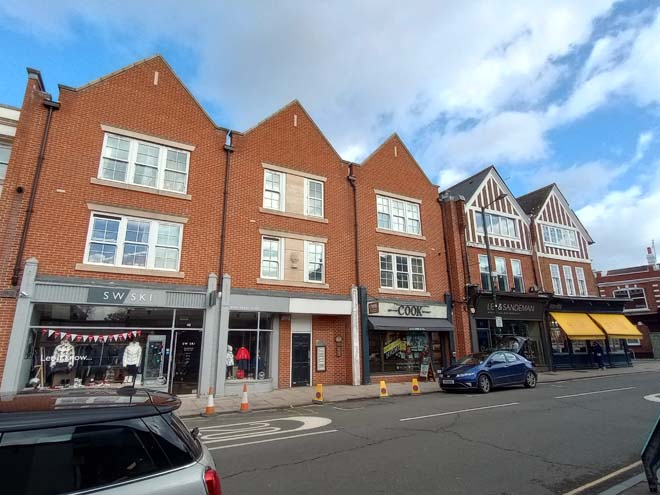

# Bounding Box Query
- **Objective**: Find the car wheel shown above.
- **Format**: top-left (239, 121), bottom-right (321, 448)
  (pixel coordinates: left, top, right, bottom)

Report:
top-left (477, 374), bottom-right (491, 394)
top-left (523, 371), bottom-right (537, 388)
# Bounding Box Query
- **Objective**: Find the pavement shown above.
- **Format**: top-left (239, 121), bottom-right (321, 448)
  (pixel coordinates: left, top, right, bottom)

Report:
top-left (177, 359), bottom-right (660, 417)
top-left (182, 370), bottom-right (660, 495)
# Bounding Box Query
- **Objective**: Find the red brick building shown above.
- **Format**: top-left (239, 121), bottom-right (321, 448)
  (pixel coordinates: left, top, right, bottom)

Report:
top-left (595, 246), bottom-right (660, 359)
top-left (443, 167), bottom-right (640, 370)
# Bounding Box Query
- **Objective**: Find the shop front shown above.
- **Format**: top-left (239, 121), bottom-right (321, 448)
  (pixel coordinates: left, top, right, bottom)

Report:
top-left (547, 296), bottom-right (643, 369)
top-left (473, 294), bottom-right (550, 368)
top-left (366, 299), bottom-right (453, 383)
top-left (0, 266), bottom-right (215, 396)
top-left (224, 290), bottom-right (355, 396)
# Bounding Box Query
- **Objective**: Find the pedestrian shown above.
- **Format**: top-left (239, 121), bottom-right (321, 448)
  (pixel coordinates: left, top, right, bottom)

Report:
top-left (591, 341), bottom-right (605, 370)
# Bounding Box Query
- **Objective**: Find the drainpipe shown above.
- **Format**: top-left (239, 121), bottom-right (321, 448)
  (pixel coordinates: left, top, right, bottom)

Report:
top-left (12, 98), bottom-right (60, 286)
top-left (217, 131), bottom-right (234, 281)
top-left (347, 164), bottom-right (370, 384)
top-left (438, 198), bottom-right (455, 303)
top-left (529, 214), bottom-right (544, 290)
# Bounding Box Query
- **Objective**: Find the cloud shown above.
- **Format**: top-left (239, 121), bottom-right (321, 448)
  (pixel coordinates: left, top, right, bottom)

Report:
top-left (633, 131), bottom-right (654, 163)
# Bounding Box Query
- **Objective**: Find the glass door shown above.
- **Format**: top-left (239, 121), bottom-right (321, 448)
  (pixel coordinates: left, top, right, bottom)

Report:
top-left (170, 330), bottom-right (202, 395)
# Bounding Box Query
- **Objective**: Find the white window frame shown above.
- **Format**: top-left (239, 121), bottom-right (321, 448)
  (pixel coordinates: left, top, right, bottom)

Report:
top-left (263, 170), bottom-right (285, 211)
top-left (550, 264), bottom-right (563, 295)
top-left (511, 259), bottom-right (524, 293)
top-left (494, 256), bottom-right (509, 291)
top-left (379, 252), bottom-right (426, 292)
top-left (563, 266), bottom-right (576, 296)
top-left (260, 236), bottom-right (283, 279)
top-left (613, 287), bottom-right (649, 311)
top-left (475, 210), bottom-right (520, 240)
top-left (304, 178), bottom-right (324, 218)
top-left (0, 143), bottom-right (10, 182)
top-left (303, 241), bottom-right (325, 283)
top-left (541, 223), bottom-right (579, 250)
top-left (98, 133), bottom-right (190, 194)
top-left (376, 195), bottom-right (422, 235)
top-left (478, 254), bottom-right (492, 291)
top-left (83, 213), bottom-right (183, 272)
top-left (626, 338), bottom-right (641, 346)
top-left (575, 267), bottom-right (588, 296)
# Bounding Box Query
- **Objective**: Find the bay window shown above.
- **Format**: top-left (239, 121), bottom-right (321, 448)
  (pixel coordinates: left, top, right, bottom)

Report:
top-left (542, 224), bottom-right (578, 249)
top-left (85, 213), bottom-right (182, 271)
top-left (380, 252), bottom-right (425, 291)
top-left (376, 195), bottom-right (421, 235)
top-left (99, 133), bottom-right (189, 194)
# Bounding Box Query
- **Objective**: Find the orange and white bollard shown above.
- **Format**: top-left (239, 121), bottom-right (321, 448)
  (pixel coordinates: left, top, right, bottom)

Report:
top-left (204, 386), bottom-right (216, 416)
top-left (314, 383), bottom-right (324, 404)
top-left (379, 380), bottom-right (389, 398)
top-left (239, 383), bottom-right (250, 412)
top-left (411, 378), bottom-right (421, 396)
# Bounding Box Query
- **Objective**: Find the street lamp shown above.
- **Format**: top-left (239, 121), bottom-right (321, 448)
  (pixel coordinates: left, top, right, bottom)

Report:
top-left (480, 193), bottom-right (508, 332)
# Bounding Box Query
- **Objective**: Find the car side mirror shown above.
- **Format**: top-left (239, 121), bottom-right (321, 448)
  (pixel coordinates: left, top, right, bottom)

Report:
top-left (191, 427), bottom-right (200, 439)
top-left (486, 361), bottom-right (493, 367)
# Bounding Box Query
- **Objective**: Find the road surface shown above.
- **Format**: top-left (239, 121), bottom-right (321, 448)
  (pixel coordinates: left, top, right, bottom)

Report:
top-left (185, 371), bottom-right (660, 495)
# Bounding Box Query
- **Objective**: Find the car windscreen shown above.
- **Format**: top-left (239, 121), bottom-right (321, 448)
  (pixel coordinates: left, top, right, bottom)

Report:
top-left (456, 353), bottom-right (489, 366)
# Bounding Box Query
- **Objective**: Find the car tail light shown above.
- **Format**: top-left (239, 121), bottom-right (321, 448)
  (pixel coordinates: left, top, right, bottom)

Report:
top-left (204, 467), bottom-right (222, 495)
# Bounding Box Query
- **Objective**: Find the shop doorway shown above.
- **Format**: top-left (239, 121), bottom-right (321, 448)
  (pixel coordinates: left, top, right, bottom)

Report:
top-left (170, 330), bottom-right (201, 395)
top-left (291, 334), bottom-right (311, 386)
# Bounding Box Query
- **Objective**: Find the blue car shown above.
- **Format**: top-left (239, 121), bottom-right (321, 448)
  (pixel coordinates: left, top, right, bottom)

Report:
top-left (439, 350), bottom-right (537, 393)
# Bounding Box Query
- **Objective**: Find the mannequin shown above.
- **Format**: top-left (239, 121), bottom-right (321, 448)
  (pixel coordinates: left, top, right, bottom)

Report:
top-left (122, 340), bottom-right (143, 383)
top-left (50, 338), bottom-right (76, 387)
top-left (226, 345), bottom-right (234, 379)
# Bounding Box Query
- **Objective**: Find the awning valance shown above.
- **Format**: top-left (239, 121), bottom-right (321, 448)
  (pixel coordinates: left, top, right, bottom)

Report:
top-left (550, 312), bottom-right (606, 340)
top-left (368, 316), bottom-right (453, 332)
top-left (589, 314), bottom-right (643, 339)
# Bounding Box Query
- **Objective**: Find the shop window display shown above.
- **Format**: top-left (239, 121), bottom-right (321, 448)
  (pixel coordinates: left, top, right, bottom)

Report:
top-left (24, 304), bottom-right (202, 393)
top-left (227, 312), bottom-right (272, 381)
top-left (369, 331), bottom-right (428, 373)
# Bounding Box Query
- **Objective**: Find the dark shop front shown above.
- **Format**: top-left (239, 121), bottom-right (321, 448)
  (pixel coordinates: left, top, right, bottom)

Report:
top-left (366, 300), bottom-right (454, 382)
top-left (474, 293), bottom-right (551, 368)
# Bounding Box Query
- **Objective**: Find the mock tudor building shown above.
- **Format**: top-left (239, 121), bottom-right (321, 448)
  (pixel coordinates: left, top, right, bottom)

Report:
top-left (443, 167), bottom-right (641, 370)
top-left (595, 246), bottom-right (660, 359)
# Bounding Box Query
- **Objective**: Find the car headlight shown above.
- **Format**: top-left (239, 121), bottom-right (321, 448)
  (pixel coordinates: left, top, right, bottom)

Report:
top-left (456, 372), bottom-right (476, 378)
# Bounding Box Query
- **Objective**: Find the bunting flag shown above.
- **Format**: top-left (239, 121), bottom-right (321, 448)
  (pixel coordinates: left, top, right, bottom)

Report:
top-left (40, 329), bottom-right (146, 343)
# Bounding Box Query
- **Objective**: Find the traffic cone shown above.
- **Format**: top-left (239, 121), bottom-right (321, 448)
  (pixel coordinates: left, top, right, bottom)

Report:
top-left (204, 386), bottom-right (216, 415)
top-left (313, 383), bottom-right (324, 404)
top-left (379, 380), bottom-right (389, 398)
top-left (239, 383), bottom-right (249, 412)
top-left (411, 378), bottom-right (421, 396)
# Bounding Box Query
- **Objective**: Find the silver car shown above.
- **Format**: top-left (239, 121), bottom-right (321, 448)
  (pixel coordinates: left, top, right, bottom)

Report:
top-left (0, 387), bottom-right (220, 495)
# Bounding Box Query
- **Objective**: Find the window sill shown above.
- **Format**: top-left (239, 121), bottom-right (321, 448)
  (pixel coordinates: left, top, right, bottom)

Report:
top-left (75, 263), bottom-right (185, 278)
top-left (90, 177), bottom-right (192, 201)
top-left (376, 228), bottom-right (426, 240)
top-left (256, 278), bottom-right (329, 289)
top-left (378, 288), bottom-right (430, 297)
top-left (259, 207), bottom-right (328, 223)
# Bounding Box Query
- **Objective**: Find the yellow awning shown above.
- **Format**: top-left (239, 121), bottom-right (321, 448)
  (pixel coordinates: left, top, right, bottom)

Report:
top-left (589, 313), bottom-right (643, 339)
top-left (550, 312), bottom-right (606, 340)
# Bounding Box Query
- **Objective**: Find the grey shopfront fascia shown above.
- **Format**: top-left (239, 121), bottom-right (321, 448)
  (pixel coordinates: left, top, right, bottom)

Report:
top-left (0, 258), bottom-right (220, 395)
top-left (473, 293), bottom-right (552, 367)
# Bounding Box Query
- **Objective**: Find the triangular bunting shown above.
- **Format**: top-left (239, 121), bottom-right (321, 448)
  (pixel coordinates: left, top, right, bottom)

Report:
top-left (122, 333), bottom-right (128, 340)
top-left (48, 329), bottom-right (54, 337)
top-left (93, 335), bottom-right (99, 342)
top-left (70, 334), bottom-right (77, 341)
top-left (132, 331), bottom-right (138, 337)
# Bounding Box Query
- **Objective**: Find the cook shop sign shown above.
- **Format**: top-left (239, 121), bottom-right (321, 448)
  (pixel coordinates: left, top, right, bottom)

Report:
top-left (368, 301), bottom-right (447, 319)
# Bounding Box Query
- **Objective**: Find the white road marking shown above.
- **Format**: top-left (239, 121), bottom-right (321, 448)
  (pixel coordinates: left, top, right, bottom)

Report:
top-left (561, 461), bottom-right (642, 495)
top-left (399, 402), bottom-right (520, 422)
top-left (206, 429), bottom-right (338, 450)
top-left (554, 387), bottom-right (636, 399)
top-left (199, 416), bottom-right (332, 444)
top-left (644, 393), bottom-right (660, 402)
